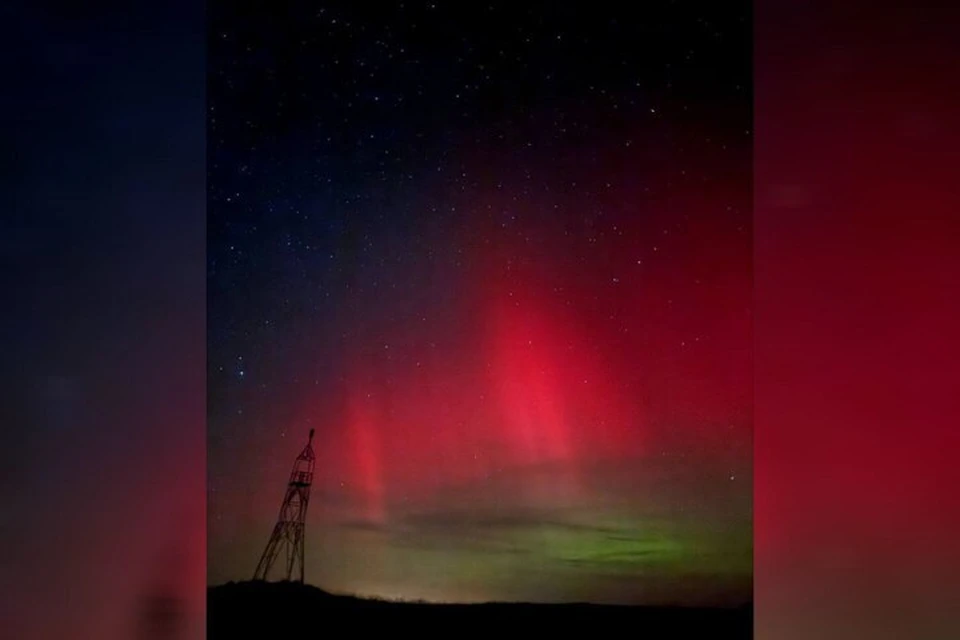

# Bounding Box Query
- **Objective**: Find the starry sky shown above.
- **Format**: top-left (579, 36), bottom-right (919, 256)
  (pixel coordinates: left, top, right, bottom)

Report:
top-left (208, 1), bottom-right (751, 607)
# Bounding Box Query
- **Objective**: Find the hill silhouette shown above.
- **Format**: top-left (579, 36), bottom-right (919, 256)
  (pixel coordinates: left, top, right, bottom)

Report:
top-left (208, 581), bottom-right (752, 637)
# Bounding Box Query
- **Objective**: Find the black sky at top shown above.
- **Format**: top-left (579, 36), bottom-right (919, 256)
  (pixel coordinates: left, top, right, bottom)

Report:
top-left (207, 2), bottom-right (750, 453)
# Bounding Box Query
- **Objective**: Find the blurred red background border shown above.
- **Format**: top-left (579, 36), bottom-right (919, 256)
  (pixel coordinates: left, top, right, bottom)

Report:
top-left (755, 3), bottom-right (960, 638)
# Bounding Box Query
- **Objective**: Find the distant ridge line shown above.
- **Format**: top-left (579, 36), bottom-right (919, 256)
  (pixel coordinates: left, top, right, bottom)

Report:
top-left (209, 579), bottom-right (754, 611)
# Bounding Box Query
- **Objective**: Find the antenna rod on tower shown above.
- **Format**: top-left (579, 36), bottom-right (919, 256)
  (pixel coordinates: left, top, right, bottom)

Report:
top-left (252, 429), bottom-right (316, 583)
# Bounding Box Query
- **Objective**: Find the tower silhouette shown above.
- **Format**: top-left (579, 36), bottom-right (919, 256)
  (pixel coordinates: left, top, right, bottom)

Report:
top-left (253, 429), bottom-right (315, 583)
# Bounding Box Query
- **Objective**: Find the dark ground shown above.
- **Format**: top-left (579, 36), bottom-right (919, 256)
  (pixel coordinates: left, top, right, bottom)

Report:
top-left (208, 581), bottom-right (753, 638)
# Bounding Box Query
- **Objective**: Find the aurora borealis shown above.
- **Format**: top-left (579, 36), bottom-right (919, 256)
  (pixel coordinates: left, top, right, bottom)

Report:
top-left (209, 1), bottom-right (751, 606)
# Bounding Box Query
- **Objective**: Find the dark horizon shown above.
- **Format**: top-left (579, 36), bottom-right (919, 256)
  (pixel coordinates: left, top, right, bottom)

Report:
top-left (208, 581), bottom-right (753, 638)
top-left (211, 578), bottom-right (754, 608)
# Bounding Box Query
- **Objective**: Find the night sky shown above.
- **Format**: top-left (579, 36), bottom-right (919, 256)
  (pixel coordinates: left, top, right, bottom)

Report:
top-left (209, 1), bottom-right (751, 607)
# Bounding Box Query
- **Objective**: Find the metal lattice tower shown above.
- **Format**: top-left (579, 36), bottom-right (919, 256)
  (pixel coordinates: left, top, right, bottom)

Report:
top-left (253, 429), bottom-right (315, 583)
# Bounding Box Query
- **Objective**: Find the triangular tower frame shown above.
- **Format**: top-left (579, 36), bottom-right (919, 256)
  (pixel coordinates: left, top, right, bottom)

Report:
top-left (253, 429), bottom-right (315, 583)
